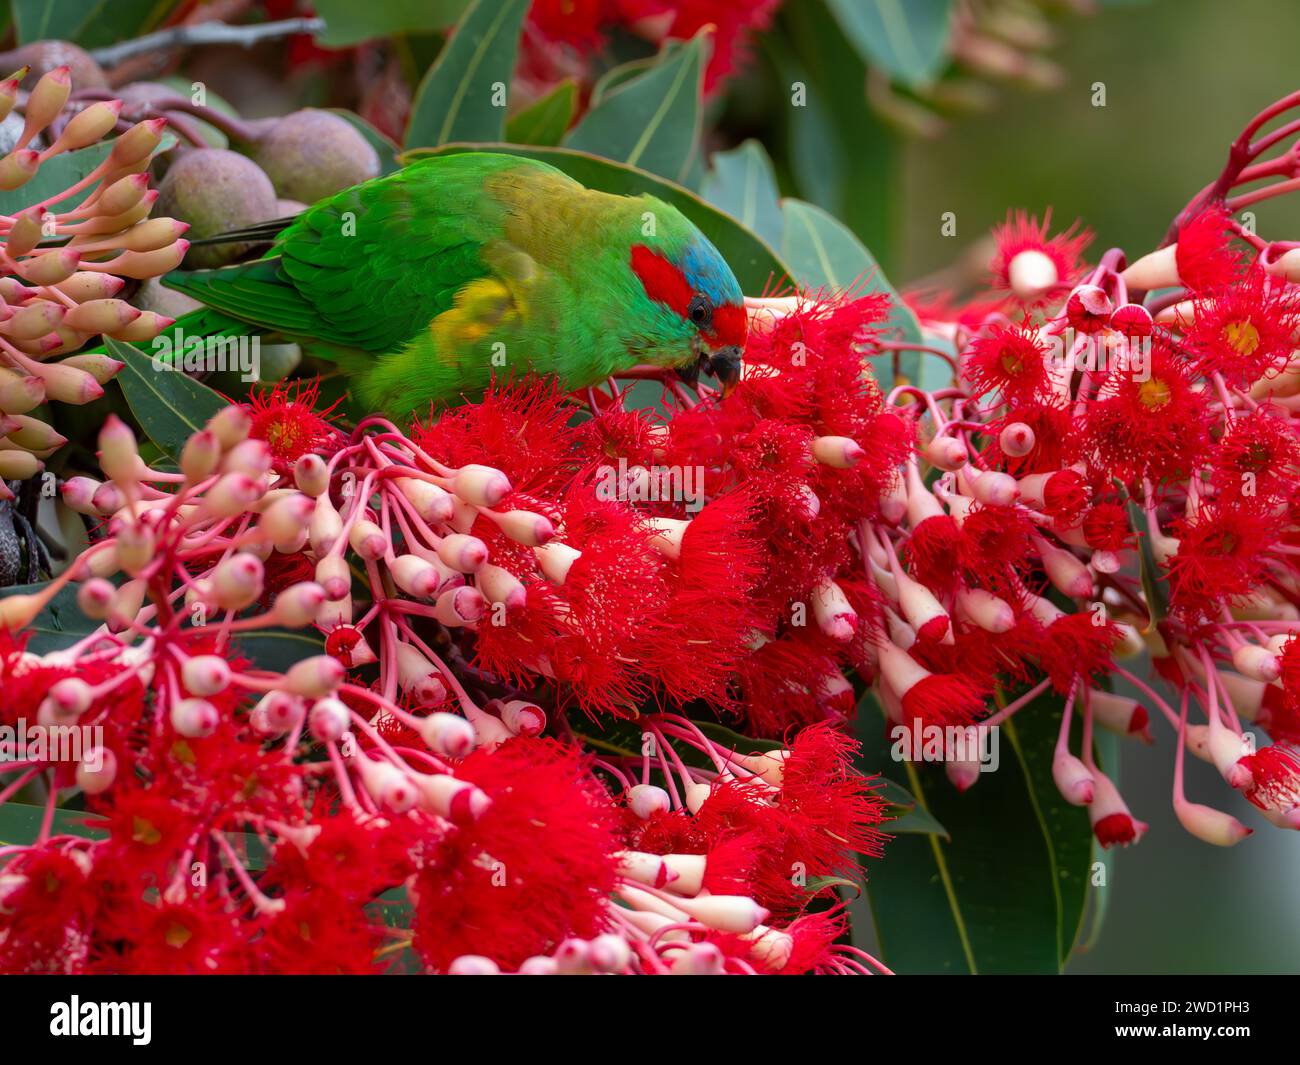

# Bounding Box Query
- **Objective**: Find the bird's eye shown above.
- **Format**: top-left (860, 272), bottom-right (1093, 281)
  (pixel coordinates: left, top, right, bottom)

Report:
top-left (688, 295), bottom-right (712, 327)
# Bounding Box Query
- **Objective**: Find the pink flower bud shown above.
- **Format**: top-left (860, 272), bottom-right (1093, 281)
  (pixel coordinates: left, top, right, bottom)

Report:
top-left (475, 563), bottom-right (526, 610)
top-left (284, 656), bottom-right (345, 697)
top-left (76, 577), bottom-right (116, 619)
top-left (894, 569), bottom-right (950, 643)
top-left (211, 553), bottom-right (264, 610)
top-left (0, 368), bottom-right (44, 414)
top-left (417, 712), bottom-right (476, 758)
top-left (1088, 770), bottom-right (1148, 848)
top-left (223, 438), bottom-right (272, 479)
top-left (1174, 797), bottom-right (1253, 846)
top-left (390, 554), bottom-right (440, 599)
top-left (309, 494), bottom-right (343, 554)
top-left (946, 759), bottom-right (981, 793)
top-left (436, 532), bottom-right (488, 573)
top-left (534, 541), bottom-right (580, 583)
top-left (115, 521), bottom-right (155, 576)
top-left (810, 578), bottom-right (857, 642)
top-left (106, 117), bottom-right (167, 169)
top-left (21, 66), bottom-right (72, 144)
top-left (1052, 750), bottom-right (1096, 805)
top-left (955, 587), bottom-right (1016, 633)
top-left (0, 449), bottom-right (39, 480)
top-left (553, 938), bottom-right (593, 974)
top-left (394, 476), bottom-right (454, 522)
top-left (170, 697), bottom-right (219, 738)
top-left (354, 754), bottom-right (417, 814)
top-left (925, 435), bottom-right (967, 471)
top-left (811, 434), bottom-right (865, 468)
top-left (414, 772), bottom-right (491, 823)
top-left (272, 582), bottom-right (327, 628)
top-left (250, 691), bottom-right (304, 737)
top-left (3, 299), bottom-right (65, 339)
top-left (670, 942), bottom-right (726, 975)
top-left (628, 783), bottom-right (671, 819)
top-left (182, 655), bottom-right (231, 697)
top-left (308, 697), bottom-right (351, 742)
top-left (673, 894), bottom-right (770, 934)
top-left (0, 149), bottom-right (38, 192)
top-left (16, 248), bottom-right (80, 287)
top-left (395, 643), bottom-right (448, 706)
top-left (588, 934), bottom-right (632, 974)
top-left (97, 415), bottom-right (140, 483)
top-left (500, 699), bottom-right (545, 736)
top-left (60, 353), bottom-right (124, 385)
top-left (49, 677), bottom-right (92, 716)
top-left (452, 463), bottom-right (511, 507)
top-left (486, 509), bottom-right (554, 547)
top-left (1232, 643), bottom-right (1280, 682)
top-left (1121, 244), bottom-right (1178, 292)
top-left (76, 748), bottom-right (118, 795)
top-left (447, 955), bottom-right (499, 975)
top-left (106, 578), bottom-right (146, 633)
top-left (204, 473), bottom-right (264, 518)
top-left (1034, 535), bottom-right (1093, 598)
top-left (1089, 690), bottom-right (1152, 741)
top-left (50, 99), bottom-right (122, 153)
top-left (999, 422), bottom-right (1036, 457)
top-left (293, 453), bottom-right (329, 497)
top-left (315, 554), bottom-right (351, 601)
top-left (91, 481), bottom-right (123, 515)
top-left (258, 492), bottom-right (314, 545)
top-left (206, 405), bottom-right (251, 448)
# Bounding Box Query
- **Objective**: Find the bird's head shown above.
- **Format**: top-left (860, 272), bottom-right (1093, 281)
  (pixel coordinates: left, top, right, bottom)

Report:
top-left (629, 232), bottom-right (747, 391)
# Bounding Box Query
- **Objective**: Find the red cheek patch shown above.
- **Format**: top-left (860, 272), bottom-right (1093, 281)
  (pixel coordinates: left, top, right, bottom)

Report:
top-left (630, 245), bottom-right (692, 316)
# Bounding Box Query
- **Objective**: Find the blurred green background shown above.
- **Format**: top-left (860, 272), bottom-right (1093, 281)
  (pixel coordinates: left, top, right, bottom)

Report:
top-left (899, 0), bottom-right (1300, 974)
top-left (899, 0), bottom-right (1300, 283)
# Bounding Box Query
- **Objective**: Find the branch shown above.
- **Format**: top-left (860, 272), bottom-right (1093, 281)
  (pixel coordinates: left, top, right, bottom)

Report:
top-left (89, 17), bottom-right (326, 68)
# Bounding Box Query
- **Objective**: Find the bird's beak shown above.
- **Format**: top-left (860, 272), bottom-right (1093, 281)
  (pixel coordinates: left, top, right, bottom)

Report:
top-left (706, 346), bottom-right (743, 395)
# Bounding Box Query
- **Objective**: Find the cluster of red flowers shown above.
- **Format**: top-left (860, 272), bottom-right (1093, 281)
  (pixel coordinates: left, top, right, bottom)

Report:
top-left (11, 88), bottom-right (1300, 974)
top-left (0, 384), bottom-right (892, 974)
top-left (521, 0), bottom-right (780, 95)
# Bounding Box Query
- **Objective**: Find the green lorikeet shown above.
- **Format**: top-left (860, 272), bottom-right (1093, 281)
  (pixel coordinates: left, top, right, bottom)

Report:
top-left (163, 152), bottom-right (748, 419)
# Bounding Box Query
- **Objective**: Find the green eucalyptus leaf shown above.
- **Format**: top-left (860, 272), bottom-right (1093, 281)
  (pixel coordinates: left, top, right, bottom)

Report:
top-left (505, 79), bottom-right (577, 146)
top-left (700, 139), bottom-right (784, 250)
top-left (14, 0), bottom-right (176, 50)
top-left (1128, 500), bottom-right (1170, 625)
top-left (780, 197), bottom-right (922, 392)
top-left (109, 336), bottom-right (228, 461)
top-left (855, 690), bottom-right (1095, 973)
top-left (314, 0), bottom-right (471, 47)
top-left (404, 0), bottom-right (530, 149)
top-left (234, 628), bottom-right (327, 673)
top-left (564, 30), bottom-right (708, 185)
top-left (824, 0), bottom-right (954, 88)
top-left (0, 801), bottom-right (104, 846)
